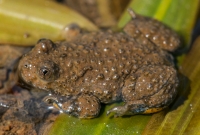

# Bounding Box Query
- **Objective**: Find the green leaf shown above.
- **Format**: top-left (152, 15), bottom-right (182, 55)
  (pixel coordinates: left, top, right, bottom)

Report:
top-left (49, 104), bottom-right (151, 135)
top-left (0, 0), bottom-right (98, 45)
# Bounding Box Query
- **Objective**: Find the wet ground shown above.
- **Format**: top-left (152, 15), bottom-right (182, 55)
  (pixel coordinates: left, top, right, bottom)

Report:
top-left (0, 89), bottom-right (59, 135)
top-left (0, 45), bottom-right (59, 135)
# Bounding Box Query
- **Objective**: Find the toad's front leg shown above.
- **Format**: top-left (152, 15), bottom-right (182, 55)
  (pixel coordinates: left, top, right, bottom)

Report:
top-left (107, 65), bottom-right (179, 117)
top-left (45, 94), bottom-right (101, 118)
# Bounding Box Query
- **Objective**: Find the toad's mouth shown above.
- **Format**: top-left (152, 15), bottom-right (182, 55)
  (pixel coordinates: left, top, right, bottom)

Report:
top-left (16, 59), bottom-right (34, 90)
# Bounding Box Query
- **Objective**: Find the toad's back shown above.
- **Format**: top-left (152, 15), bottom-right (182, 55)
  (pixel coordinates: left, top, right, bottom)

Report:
top-left (18, 31), bottom-right (173, 104)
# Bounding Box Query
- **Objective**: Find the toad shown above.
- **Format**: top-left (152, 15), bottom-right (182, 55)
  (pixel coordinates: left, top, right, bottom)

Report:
top-left (17, 10), bottom-right (180, 118)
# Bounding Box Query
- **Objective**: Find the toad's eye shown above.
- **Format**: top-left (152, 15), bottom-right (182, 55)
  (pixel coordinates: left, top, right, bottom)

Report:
top-left (39, 67), bottom-right (52, 80)
top-left (37, 61), bottom-right (59, 81)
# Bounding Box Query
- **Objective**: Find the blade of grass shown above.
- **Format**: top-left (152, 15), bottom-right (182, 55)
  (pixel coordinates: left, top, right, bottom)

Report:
top-left (0, 0), bottom-right (98, 45)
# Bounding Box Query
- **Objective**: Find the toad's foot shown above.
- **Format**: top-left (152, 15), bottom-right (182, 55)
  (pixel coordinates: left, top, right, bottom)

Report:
top-left (107, 105), bottom-right (130, 117)
top-left (44, 94), bottom-right (101, 118)
top-left (65, 95), bottom-right (101, 118)
top-left (107, 103), bottom-right (147, 117)
top-left (107, 104), bottom-right (164, 117)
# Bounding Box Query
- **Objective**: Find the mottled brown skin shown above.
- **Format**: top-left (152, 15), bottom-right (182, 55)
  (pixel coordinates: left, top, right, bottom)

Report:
top-left (18, 12), bottom-right (180, 118)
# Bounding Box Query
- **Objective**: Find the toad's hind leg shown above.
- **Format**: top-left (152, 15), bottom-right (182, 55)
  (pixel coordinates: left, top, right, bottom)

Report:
top-left (107, 65), bottom-right (179, 117)
top-left (123, 9), bottom-right (180, 52)
top-left (51, 94), bottom-right (101, 118)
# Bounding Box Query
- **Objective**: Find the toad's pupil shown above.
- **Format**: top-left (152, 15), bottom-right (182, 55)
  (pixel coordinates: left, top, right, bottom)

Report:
top-left (42, 68), bottom-right (49, 76)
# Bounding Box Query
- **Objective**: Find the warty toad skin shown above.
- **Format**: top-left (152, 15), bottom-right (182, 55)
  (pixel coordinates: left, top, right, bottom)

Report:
top-left (17, 11), bottom-right (180, 118)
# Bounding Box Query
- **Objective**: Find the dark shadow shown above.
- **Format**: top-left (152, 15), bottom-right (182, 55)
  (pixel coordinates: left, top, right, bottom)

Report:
top-left (169, 73), bottom-right (191, 111)
top-left (190, 18), bottom-right (200, 48)
top-left (98, 104), bottom-right (106, 117)
top-left (176, 17), bottom-right (200, 55)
